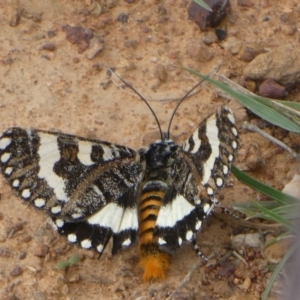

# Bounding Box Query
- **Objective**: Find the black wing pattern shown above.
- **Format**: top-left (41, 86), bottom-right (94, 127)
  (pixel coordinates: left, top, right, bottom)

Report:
top-left (153, 106), bottom-right (238, 252)
top-left (0, 128), bottom-right (143, 254)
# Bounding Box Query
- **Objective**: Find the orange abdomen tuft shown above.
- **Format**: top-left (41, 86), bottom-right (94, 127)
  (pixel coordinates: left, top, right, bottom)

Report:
top-left (139, 248), bottom-right (170, 281)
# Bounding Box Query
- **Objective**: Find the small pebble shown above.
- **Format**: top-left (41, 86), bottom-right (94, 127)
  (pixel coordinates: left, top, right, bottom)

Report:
top-left (85, 36), bottom-right (104, 59)
top-left (42, 43), bottom-right (56, 51)
top-left (10, 265), bottom-right (23, 277)
top-left (61, 284), bottom-right (69, 295)
top-left (258, 78), bottom-right (287, 99)
top-left (237, 0), bottom-right (254, 7)
top-left (34, 243), bottom-right (49, 257)
top-left (47, 30), bottom-right (56, 38)
top-left (117, 13), bottom-right (129, 23)
top-left (0, 247), bottom-right (10, 257)
top-left (202, 31), bottom-right (218, 44)
top-left (241, 277), bottom-right (252, 290)
top-left (9, 10), bottom-right (21, 27)
top-left (88, 1), bottom-right (102, 17)
top-left (215, 29), bottom-right (227, 40)
top-left (155, 64), bottom-right (168, 82)
top-left (69, 274), bottom-right (80, 283)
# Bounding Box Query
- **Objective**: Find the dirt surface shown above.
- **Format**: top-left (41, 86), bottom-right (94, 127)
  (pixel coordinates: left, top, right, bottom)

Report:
top-left (0, 0), bottom-right (300, 299)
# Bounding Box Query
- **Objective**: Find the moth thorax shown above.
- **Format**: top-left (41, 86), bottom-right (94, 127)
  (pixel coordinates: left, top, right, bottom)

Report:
top-left (143, 140), bottom-right (178, 171)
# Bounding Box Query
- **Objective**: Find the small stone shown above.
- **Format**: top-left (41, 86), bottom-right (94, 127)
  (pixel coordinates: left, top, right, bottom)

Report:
top-left (62, 25), bottom-right (94, 54)
top-left (69, 274), bottom-right (80, 283)
top-left (187, 43), bottom-right (214, 62)
top-left (9, 10), bottom-right (21, 27)
top-left (202, 31), bottom-right (218, 45)
top-left (118, 59), bottom-right (135, 71)
top-left (245, 142), bottom-right (264, 170)
top-left (282, 174), bottom-right (300, 201)
top-left (221, 36), bottom-right (242, 54)
top-left (33, 243), bottom-right (49, 257)
top-left (243, 46), bottom-right (300, 87)
top-left (22, 10), bottom-right (42, 22)
top-left (244, 79), bottom-right (256, 92)
top-left (88, 1), bottom-right (102, 17)
top-left (41, 43), bottom-right (56, 51)
top-left (61, 284), bottom-right (69, 295)
top-left (85, 36), bottom-right (104, 60)
top-left (246, 155), bottom-right (265, 170)
top-left (237, 0), bottom-right (254, 7)
top-left (188, 0), bottom-right (231, 31)
top-left (264, 234), bottom-right (292, 264)
top-left (238, 43), bottom-right (263, 62)
top-left (218, 261), bottom-right (235, 277)
top-left (19, 234), bottom-right (32, 243)
top-left (19, 252), bottom-right (27, 260)
top-left (73, 57), bottom-right (80, 63)
top-left (107, 0), bottom-right (116, 8)
top-left (7, 222), bottom-right (23, 239)
top-left (124, 39), bottom-right (139, 48)
top-left (10, 265), bottom-right (23, 277)
top-left (155, 64), bottom-right (168, 82)
top-left (258, 79), bottom-right (286, 99)
top-left (0, 247), bottom-right (10, 257)
top-left (231, 232), bottom-right (264, 250)
top-left (215, 28), bottom-right (227, 40)
top-left (117, 13), bottom-right (129, 23)
top-left (47, 30), bottom-right (56, 38)
top-left (240, 277), bottom-right (252, 290)
top-left (32, 291), bottom-right (47, 300)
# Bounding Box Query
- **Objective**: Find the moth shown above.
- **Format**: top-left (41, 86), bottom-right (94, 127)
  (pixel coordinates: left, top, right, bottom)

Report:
top-left (0, 83), bottom-right (238, 281)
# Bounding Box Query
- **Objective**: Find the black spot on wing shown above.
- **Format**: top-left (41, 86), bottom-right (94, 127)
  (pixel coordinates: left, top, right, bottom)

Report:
top-left (155, 206), bottom-right (205, 253)
top-left (56, 219), bottom-right (112, 254)
top-left (112, 229), bottom-right (137, 254)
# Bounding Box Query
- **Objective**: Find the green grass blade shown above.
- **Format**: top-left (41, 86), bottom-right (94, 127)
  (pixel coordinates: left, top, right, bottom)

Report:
top-left (55, 255), bottom-right (81, 270)
top-left (194, 0), bottom-right (213, 11)
top-left (253, 202), bottom-right (297, 232)
top-left (232, 165), bottom-right (298, 205)
top-left (185, 69), bottom-right (300, 133)
top-left (261, 241), bottom-right (297, 300)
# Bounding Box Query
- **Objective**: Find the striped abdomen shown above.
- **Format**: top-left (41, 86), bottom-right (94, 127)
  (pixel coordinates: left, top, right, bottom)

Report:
top-left (138, 182), bottom-right (170, 281)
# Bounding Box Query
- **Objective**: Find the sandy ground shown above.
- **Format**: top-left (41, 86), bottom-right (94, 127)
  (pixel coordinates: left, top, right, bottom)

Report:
top-left (0, 0), bottom-right (300, 299)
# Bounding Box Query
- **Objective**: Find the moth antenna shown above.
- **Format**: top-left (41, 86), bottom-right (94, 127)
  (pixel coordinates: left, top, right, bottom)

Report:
top-left (166, 77), bottom-right (208, 139)
top-left (108, 69), bottom-right (164, 140)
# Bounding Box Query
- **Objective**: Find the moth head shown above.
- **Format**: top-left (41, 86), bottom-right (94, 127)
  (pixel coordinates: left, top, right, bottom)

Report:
top-left (142, 140), bottom-right (178, 170)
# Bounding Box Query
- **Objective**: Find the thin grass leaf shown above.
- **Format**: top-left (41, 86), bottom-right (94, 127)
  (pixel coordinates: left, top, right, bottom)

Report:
top-left (232, 165), bottom-right (298, 205)
top-left (233, 201), bottom-right (282, 210)
top-left (273, 100), bottom-right (300, 111)
top-left (194, 0), bottom-right (213, 12)
top-left (253, 202), bottom-right (297, 232)
top-left (264, 231), bottom-right (295, 249)
top-left (185, 68), bottom-right (300, 133)
top-left (55, 255), bottom-right (81, 270)
top-left (271, 203), bottom-right (300, 219)
top-left (261, 241), bottom-right (297, 300)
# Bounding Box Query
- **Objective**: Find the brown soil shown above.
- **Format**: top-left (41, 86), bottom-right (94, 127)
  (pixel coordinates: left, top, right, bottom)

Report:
top-left (0, 1), bottom-right (299, 299)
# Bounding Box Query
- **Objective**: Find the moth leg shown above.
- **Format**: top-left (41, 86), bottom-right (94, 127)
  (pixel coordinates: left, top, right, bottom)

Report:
top-left (192, 236), bottom-right (208, 262)
top-left (220, 207), bottom-right (240, 219)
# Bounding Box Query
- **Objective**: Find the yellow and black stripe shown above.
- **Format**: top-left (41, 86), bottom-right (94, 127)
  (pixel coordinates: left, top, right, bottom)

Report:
top-left (138, 183), bottom-right (170, 281)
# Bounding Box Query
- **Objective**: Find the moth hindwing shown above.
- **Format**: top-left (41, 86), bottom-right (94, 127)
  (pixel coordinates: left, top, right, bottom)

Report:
top-left (0, 105), bottom-right (238, 280)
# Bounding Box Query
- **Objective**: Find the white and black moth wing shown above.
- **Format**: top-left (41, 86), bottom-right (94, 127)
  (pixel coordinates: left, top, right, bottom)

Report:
top-left (0, 128), bottom-right (143, 254)
top-left (154, 106), bottom-right (238, 252)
